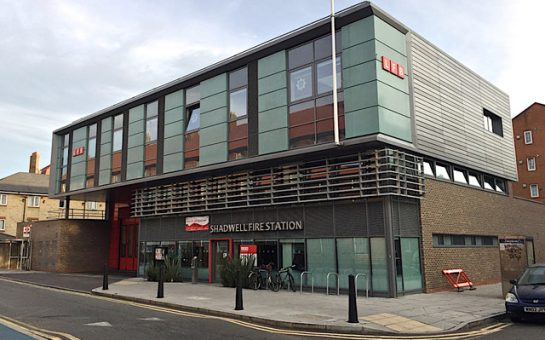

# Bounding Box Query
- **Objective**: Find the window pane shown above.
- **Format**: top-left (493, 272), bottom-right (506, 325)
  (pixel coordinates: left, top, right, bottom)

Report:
top-left (496, 179), bottom-right (506, 193)
top-left (186, 86), bottom-right (200, 105)
top-left (531, 184), bottom-right (539, 197)
top-left (290, 67), bottom-right (313, 102)
top-left (528, 157), bottom-right (536, 171)
top-left (63, 147), bottom-right (69, 166)
top-left (453, 169), bottom-right (467, 184)
top-left (147, 101), bottom-right (158, 118)
top-left (89, 124), bottom-right (97, 138)
top-left (229, 88), bottom-right (247, 120)
top-left (371, 238), bottom-right (388, 293)
top-left (114, 114), bottom-right (123, 129)
top-left (314, 32), bottom-right (341, 60)
top-left (186, 107), bottom-right (201, 132)
top-left (316, 57), bottom-right (342, 94)
top-left (524, 130), bottom-right (533, 144)
top-left (451, 235), bottom-right (465, 245)
top-left (423, 161), bottom-right (434, 176)
top-left (484, 176), bottom-right (495, 190)
top-left (306, 239), bottom-right (335, 288)
top-left (229, 67), bottom-right (247, 89)
top-left (113, 129), bottom-right (123, 151)
top-left (288, 42), bottom-right (313, 69)
top-left (435, 164), bottom-right (450, 180)
top-left (88, 138), bottom-right (96, 158)
top-left (146, 117), bottom-right (158, 143)
top-left (468, 173), bottom-right (481, 187)
top-left (337, 238), bottom-right (369, 290)
top-left (401, 238), bottom-right (422, 291)
top-left (289, 100), bottom-right (314, 126)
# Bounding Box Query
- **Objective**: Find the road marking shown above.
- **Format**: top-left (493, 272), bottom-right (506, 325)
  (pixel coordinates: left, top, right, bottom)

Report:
top-left (84, 322), bottom-right (112, 327)
top-left (139, 317), bottom-right (162, 321)
top-left (0, 314), bottom-right (79, 340)
top-left (0, 277), bottom-right (511, 339)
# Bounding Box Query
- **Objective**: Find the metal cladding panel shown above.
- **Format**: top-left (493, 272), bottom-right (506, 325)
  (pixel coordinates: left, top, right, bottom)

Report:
top-left (334, 200), bottom-right (367, 237)
top-left (409, 32), bottom-right (516, 180)
top-left (366, 200), bottom-right (384, 236)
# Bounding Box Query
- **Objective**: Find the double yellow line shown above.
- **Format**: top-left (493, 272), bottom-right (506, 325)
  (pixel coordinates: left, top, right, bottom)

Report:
top-left (0, 314), bottom-right (78, 340)
top-left (0, 277), bottom-right (510, 340)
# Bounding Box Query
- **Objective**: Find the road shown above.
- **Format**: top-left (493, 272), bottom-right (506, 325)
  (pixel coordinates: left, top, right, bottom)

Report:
top-left (0, 278), bottom-right (305, 340)
top-left (476, 320), bottom-right (545, 339)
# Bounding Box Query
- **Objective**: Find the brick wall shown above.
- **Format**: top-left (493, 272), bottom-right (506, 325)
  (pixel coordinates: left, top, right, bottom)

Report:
top-left (28, 219), bottom-right (109, 273)
top-left (421, 179), bottom-right (545, 292)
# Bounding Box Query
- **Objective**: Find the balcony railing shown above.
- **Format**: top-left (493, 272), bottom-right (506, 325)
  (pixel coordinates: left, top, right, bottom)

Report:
top-left (47, 208), bottom-right (106, 220)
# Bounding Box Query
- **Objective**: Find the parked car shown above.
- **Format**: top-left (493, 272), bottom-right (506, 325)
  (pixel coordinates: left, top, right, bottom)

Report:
top-left (505, 264), bottom-right (545, 322)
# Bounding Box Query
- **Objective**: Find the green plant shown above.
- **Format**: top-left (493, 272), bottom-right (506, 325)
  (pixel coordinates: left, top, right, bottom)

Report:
top-left (219, 255), bottom-right (255, 288)
top-left (164, 255), bottom-right (183, 282)
top-left (145, 262), bottom-right (159, 282)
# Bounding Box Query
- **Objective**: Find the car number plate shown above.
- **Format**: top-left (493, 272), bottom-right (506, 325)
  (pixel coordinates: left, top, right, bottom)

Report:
top-left (524, 307), bottom-right (545, 313)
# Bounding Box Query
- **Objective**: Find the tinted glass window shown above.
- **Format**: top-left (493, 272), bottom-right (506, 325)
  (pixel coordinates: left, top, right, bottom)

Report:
top-left (288, 42), bottom-right (313, 69)
top-left (114, 114), bottom-right (123, 130)
top-left (229, 88), bottom-right (247, 120)
top-left (229, 67), bottom-right (247, 89)
top-left (146, 117), bottom-right (158, 143)
top-left (147, 101), bottom-right (158, 117)
top-left (88, 138), bottom-right (96, 158)
top-left (435, 164), bottom-right (450, 180)
top-left (113, 129), bottom-right (123, 151)
top-left (468, 173), bottom-right (481, 187)
top-left (186, 106), bottom-right (200, 132)
top-left (89, 124), bottom-right (97, 138)
top-left (290, 67), bottom-right (313, 102)
top-left (186, 86), bottom-right (200, 105)
top-left (316, 57), bottom-right (342, 94)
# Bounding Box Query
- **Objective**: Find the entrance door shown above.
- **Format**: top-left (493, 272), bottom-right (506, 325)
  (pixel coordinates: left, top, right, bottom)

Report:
top-left (209, 239), bottom-right (232, 283)
top-left (119, 218), bottom-right (139, 271)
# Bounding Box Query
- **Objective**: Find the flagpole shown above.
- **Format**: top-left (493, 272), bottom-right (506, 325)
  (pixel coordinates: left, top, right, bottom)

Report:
top-left (331, 0), bottom-right (340, 145)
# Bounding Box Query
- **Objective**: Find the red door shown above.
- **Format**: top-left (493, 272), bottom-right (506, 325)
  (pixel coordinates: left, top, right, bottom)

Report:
top-left (119, 218), bottom-right (139, 271)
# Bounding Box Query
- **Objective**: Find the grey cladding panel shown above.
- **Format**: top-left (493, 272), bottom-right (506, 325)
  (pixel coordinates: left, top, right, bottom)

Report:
top-left (409, 33), bottom-right (516, 180)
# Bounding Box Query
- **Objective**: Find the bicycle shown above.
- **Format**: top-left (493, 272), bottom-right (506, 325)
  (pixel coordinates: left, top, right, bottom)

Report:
top-left (248, 264), bottom-right (279, 291)
top-left (276, 264), bottom-right (296, 292)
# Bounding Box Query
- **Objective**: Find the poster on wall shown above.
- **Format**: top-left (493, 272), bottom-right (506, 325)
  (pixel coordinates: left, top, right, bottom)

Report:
top-left (185, 216), bottom-right (209, 231)
top-left (240, 245), bottom-right (257, 266)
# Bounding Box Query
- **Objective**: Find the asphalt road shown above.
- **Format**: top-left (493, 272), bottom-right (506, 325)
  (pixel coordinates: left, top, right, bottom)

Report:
top-left (476, 320), bottom-right (545, 339)
top-left (0, 278), bottom-right (305, 340)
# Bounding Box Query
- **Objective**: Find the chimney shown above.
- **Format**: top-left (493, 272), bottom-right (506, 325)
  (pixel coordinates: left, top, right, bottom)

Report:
top-left (29, 152), bottom-right (40, 174)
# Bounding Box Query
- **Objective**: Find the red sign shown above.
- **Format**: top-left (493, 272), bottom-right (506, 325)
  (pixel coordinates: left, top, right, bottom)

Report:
top-left (240, 245), bottom-right (257, 255)
top-left (185, 216), bottom-right (209, 231)
top-left (72, 146), bottom-right (85, 157)
top-left (382, 56), bottom-right (405, 79)
top-left (23, 224), bottom-right (32, 238)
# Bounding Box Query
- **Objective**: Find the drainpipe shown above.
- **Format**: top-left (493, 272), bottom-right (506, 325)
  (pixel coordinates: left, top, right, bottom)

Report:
top-left (331, 0), bottom-right (340, 146)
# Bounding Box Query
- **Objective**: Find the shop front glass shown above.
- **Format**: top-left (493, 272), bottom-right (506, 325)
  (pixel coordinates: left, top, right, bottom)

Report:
top-left (178, 240), bottom-right (209, 281)
top-left (307, 238), bottom-right (336, 288)
top-left (370, 238), bottom-right (388, 293)
top-left (280, 239), bottom-right (305, 287)
top-left (337, 238), bottom-right (370, 290)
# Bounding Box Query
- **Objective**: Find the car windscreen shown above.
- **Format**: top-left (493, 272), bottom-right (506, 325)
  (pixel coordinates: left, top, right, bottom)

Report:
top-left (518, 267), bottom-right (545, 285)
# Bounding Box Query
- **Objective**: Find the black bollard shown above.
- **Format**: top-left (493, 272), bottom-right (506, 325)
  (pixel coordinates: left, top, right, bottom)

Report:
top-left (235, 269), bottom-right (243, 310)
top-left (348, 274), bottom-right (359, 323)
top-left (157, 263), bottom-right (164, 299)
top-left (102, 264), bottom-right (109, 291)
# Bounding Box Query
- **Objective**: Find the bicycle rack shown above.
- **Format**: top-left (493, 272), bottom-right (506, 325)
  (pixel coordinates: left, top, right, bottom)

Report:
top-left (355, 273), bottom-right (369, 298)
top-left (326, 272), bottom-right (339, 296)
top-left (300, 271), bottom-right (314, 294)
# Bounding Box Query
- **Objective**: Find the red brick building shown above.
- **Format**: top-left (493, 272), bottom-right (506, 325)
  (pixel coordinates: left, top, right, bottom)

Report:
top-left (512, 102), bottom-right (545, 202)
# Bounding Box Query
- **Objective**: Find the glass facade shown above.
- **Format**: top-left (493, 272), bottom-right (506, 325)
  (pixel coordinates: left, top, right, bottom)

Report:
top-left (111, 114), bottom-right (124, 183)
top-left (228, 67), bottom-right (248, 160)
top-left (184, 85), bottom-right (200, 169)
top-left (144, 101), bottom-right (158, 177)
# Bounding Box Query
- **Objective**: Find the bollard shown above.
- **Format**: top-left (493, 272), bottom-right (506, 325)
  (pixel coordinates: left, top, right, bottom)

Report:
top-left (348, 274), bottom-right (359, 323)
top-left (191, 256), bottom-right (198, 284)
top-left (102, 264), bottom-right (109, 291)
top-left (235, 269), bottom-right (243, 310)
top-left (157, 263), bottom-right (165, 299)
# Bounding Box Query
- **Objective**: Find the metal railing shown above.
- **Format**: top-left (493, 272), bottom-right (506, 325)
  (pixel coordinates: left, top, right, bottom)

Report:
top-left (355, 273), bottom-right (369, 298)
top-left (300, 271), bottom-right (314, 294)
top-left (48, 208), bottom-right (106, 220)
top-left (326, 272), bottom-right (339, 296)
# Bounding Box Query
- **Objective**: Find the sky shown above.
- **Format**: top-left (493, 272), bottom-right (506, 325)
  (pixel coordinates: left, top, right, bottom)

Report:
top-left (0, 0), bottom-right (543, 179)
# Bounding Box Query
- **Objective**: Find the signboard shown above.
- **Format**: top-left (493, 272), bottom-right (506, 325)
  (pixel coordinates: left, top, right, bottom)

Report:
top-left (154, 247), bottom-right (166, 261)
top-left (209, 220), bottom-right (303, 234)
top-left (23, 225), bottom-right (32, 238)
top-left (185, 216), bottom-right (209, 231)
top-left (240, 244), bottom-right (257, 266)
top-left (72, 146), bottom-right (85, 157)
top-left (381, 56), bottom-right (405, 79)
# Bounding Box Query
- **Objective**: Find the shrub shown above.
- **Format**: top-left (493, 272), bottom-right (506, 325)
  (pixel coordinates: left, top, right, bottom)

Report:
top-left (219, 255), bottom-right (255, 288)
top-left (145, 255), bottom-right (183, 282)
top-left (145, 262), bottom-right (159, 282)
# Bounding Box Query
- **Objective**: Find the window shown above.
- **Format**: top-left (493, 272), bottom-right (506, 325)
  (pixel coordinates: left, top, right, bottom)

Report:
top-left (60, 134), bottom-right (69, 193)
top-left (422, 161), bottom-right (434, 176)
top-left (468, 172), bottom-right (481, 187)
top-left (527, 157), bottom-right (536, 171)
top-left (0, 220), bottom-right (4, 231)
top-left (112, 114), bottom-right (124, 151)
top-left (483, 109), bottom-right (503, 137)
top-left (144, 101), bottom-right (158, 178)
top-left (433, 234), bottom-right (497, 247)
top-left (483, 176), bottom-right (495, 190)
top-left (524, 130), bottom-right (533, 144)
top-left (530, 184), bottom-right (539, 198)
top-left (288, 33), bottom-right (344, 149)
top-left (28, 196), bottom-right (40, 207)
top-left (85, 201), bottom-right (98, 210)
top-left (59, 200), bottom-right (65, 208)
top-left (435, 164), bottom-right (450, 180)
top-left (87, 123), bottom-right (97, 188)
top-left (453, 168), bottom-right (467, 184)
top-left (0, 194), bottom-right (6, 205)
top-left (184, 85), bottom-right (200, 169)
top-left (228, 68), bottom-right (248, 160)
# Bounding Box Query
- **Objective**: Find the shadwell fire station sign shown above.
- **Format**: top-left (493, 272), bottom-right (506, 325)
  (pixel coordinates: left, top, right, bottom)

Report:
top-left (185, 216), bottom-right (303, 234)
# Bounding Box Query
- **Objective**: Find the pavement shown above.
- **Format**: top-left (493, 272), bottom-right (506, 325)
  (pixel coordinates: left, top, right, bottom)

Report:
top-left (0, 270), bottom-right (507, 336)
